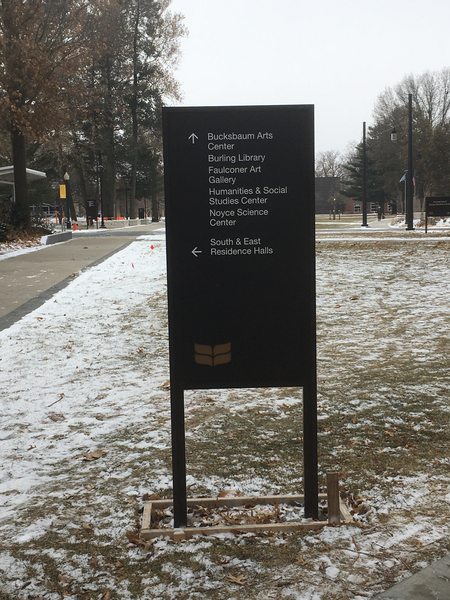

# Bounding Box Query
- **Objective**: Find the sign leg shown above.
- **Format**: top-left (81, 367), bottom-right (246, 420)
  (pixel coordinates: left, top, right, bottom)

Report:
top-left (303, 380), bottom-right (318, 519)
top-left (170, 386), bottom-right (187, 527)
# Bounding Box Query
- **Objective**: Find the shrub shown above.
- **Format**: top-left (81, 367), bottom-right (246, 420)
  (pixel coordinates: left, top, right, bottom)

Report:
top-left (0, 222), bottom-right (10, 243)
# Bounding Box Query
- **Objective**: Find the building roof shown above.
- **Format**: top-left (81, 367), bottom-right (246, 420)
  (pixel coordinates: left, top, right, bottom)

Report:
top-left (0, 166), bottom-right (47, 185)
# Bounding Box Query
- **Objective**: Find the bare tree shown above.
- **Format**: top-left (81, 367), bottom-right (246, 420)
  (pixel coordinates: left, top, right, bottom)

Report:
top-left (0, 0), bottom-right (91, 227)
top-left (315, 150), bottom-right (344, 178)
top-left (372, 67), bottom-right (450, 197)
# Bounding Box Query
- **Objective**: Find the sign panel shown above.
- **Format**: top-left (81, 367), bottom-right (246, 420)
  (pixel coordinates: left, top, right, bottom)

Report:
top-left (86, 200), bottom-right (97, 220)
top-left (426, 197), bottom-right (450, 217)
top-left (163, 105), bottom-right (315, 390)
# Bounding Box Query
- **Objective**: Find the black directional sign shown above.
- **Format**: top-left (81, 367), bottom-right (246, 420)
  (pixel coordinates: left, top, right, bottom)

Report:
top-left (163, 105), bottom-right (315, 390)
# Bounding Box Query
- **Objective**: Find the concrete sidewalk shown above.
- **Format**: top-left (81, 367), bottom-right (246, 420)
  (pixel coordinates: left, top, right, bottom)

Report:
top-left (0, 222), bottom-right (164, 331)
top-left (373, 554), bottom-right (450, 599)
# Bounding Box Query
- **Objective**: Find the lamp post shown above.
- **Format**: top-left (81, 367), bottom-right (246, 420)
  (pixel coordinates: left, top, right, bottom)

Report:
top-left (63, 172), bottom-right (70, 230)
top-left (406, 93), bottom-right (414, 230)
top-left (362, 122), bottom-right (368, 227)
top-left (390, 96), bottom-right (414, 228)
top-left (99, 165), bottom-right (106, 229)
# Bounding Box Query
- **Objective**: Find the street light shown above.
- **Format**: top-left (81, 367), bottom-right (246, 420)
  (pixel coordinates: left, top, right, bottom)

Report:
top-left (99, 165), bottom-right (106, 229)
top-left (63, 172), bottom-right (70, 230)
top-left (362, 122), bottom-right (399, 227)
top-left (390, 95), bottom-right (414, 229)
top-left (406, 94), bottom-right (414, 230)
top-left (362, 122), bottom-right (368, 227)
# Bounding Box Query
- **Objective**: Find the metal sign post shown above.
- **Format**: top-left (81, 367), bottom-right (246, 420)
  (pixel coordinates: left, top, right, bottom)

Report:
top-left (163, 105), bottom-right (317, 527)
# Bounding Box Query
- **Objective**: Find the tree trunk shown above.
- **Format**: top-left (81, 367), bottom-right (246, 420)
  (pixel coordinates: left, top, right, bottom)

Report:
top-left (99, 56), bottom-right (116, 218)
top-left (129, 0), bottom-right (140, 221)
top-left (10, 126), bottom-right (30, 229)
top-left (102, 136), bottom-right (116, 218)
top-left (66, 180), bottom-right (77, 222)
top-left (151, 195), bottom-right (159, 222)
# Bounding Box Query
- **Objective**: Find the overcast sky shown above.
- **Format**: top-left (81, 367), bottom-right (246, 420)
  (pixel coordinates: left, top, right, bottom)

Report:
top-left (168, 0), bottom-right (450, 157)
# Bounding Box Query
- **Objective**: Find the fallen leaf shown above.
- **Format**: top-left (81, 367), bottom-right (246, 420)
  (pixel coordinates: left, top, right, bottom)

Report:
top-left (296, 555), bottom-right (307, 566)
top-left (49, 413), bottom-right (65, 422)
top-left (143, 493), bottom-right (161, 501)
top-left (350, 296), bottom-right (359, 301)
top-left (95, 394), bottom-right (107, 400)
top-left (58, 573), bottom-right (71, 584)
top-left (81, 448), bottom-right (108, 461)
top-left (160, 380), bottom-right (170, 390)
top-left (385, 429), bottom-right (394, 437)
top-left (126, 531), bottom-right (141, 545)
top-left (352, 416), bottom-right (358, 424)
top-left (228, 574), bottom-right (246, 585)
top-left (82, 524), bottom-right (93, 532)
top-left (218, 490), bottom-right (243, 498)
top-left (102, 591), bottom-right (112, 600)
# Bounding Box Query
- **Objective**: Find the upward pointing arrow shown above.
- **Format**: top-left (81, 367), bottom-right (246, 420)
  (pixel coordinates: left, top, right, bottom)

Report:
top-left (188, 133), bottom-right (198, 144)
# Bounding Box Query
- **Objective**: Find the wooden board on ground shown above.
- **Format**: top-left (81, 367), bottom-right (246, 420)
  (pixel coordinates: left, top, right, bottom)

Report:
top-left (140, 493), bottom-right (354, 541)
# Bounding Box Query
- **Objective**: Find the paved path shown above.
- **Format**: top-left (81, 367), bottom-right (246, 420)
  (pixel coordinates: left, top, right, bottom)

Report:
top-left (0, 223), bottom-right (164, 331)
top-left (373, 554), bottom-right (450, 599)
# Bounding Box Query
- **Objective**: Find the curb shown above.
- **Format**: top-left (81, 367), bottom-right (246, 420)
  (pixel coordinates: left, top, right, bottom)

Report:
top-left (41, 231), bottom-right (73, 245)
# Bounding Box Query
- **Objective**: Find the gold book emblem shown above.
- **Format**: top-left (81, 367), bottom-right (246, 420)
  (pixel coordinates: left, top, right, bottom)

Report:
top-left (194, 343), bottom-right (231, 366)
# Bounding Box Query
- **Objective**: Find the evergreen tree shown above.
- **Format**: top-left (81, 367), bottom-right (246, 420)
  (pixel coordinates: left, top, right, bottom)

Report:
top-left (340, 143), bottom-right (386, 210)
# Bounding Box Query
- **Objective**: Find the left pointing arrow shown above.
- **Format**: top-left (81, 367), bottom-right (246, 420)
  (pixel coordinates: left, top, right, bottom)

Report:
top-left (188, 133), bottom-right (198, 144)
top-left (192, 247), bottom-right (202, 257)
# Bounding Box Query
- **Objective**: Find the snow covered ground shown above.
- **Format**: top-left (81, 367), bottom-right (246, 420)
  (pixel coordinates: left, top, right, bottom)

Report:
top-left (1, 228), bottom-right (450, 599)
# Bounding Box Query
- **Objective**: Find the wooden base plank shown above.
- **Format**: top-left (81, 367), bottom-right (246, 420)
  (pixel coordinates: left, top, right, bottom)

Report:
top-left (140, 493), bottom-right (354, 541)
top-left (142, 502), bottom-right (152, 530)
top-left (150, 494), bottom-right (328, 510)
top-left (141, 520), bottom-right (329, 541)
